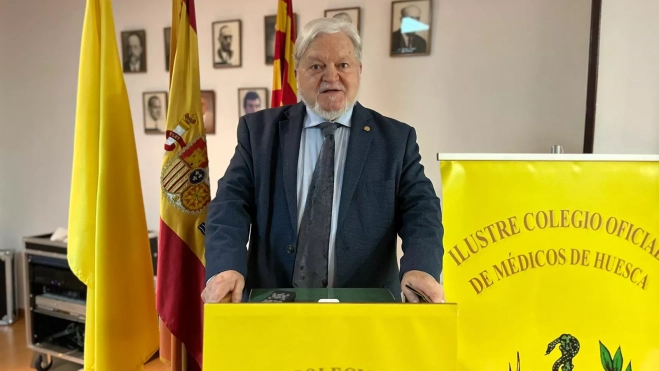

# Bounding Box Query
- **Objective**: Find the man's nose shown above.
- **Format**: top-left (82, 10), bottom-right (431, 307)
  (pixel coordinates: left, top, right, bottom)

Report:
top-left (322, 65), bottom-right (339, 82)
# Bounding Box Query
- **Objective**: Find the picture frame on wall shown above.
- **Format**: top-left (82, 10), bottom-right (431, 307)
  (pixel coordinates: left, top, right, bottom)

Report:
top-left (143, 91), bottom-right (168, 134)
top-left (264, 16), bottom-right (276, 65)
top-left (238, 88), bottom-right (268, 118)
top-left (390, 0), bottom-right (432, 56)
top-left (324, 7), bottom-right (361, 34)
top-left (164, 27), bottom-right (171, 71)
top-left (201, 90), bottom-right (216, 135)
top-left (121, 29), bottom-right (147, 72)
top-left (212, 19), bottom-right (242, 68)
top-left (264, 14), bottom-right (298, 65)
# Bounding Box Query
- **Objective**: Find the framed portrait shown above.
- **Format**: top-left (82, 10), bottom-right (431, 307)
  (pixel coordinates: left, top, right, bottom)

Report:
top-left (121, 29), bottom-right (147, 73)
top-left (212, 19), bottom-right (242, 68)
top-left (164, 27), bottom-right (171, 71)
top-left (143, 91), bottom-right (168, 134)
top-left (200, 90), bottom-right (216, 135)
top-left (390, 0), bottom-right (432, 56)
top-left (264, 14), bottom-right (298, 65)
top-left (238, 88), bottom-right (268, 118)
top-left (325, 7), bottom-right (361, 34)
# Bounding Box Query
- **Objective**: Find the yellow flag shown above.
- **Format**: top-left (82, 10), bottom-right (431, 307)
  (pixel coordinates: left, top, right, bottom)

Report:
top-left (440, 156), bottom-right (659, 371)
top-left (67, 0), bottom-right (159, 369)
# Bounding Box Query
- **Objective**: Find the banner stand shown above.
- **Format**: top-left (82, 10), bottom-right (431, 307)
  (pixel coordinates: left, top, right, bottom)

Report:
top-left (437, 153), bottom-right (659, 371)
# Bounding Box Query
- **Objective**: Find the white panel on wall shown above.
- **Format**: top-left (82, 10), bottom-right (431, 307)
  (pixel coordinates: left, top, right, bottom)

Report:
top-left (594, 0), bottom-right (659, 154)
top-left (0, 0), bottom-right (86, 310)
top-left (0, 0), bottom-right (592, 307)
top-left (0, 0), bottom-right (9, 253)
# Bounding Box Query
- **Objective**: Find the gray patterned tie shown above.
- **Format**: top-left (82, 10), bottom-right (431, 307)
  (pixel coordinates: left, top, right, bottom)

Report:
top-left (292, 122), bottom-right (339, 288)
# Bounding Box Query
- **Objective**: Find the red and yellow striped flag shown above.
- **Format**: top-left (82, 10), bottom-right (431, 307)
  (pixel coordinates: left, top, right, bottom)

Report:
top-left (271, 0), bottom-right (297, 107)
top-left (157, 1), bottom-right (208, 370)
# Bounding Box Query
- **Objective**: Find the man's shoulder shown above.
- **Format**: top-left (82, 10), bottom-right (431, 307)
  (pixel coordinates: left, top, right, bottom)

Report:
top-left (242, 103), bottom-right (301, 130)
top-left (412, 34), bottom-right (428, 45)
top-left (357, 103), bottom-right (414, 134)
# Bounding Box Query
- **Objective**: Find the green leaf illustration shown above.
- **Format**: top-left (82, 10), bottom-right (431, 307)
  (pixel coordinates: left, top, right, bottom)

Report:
top-left (600, 341), bottom-right (614, 371)
top-left (613, 347), bottom-right (623, 371)
top-left (625, 361), bottom-right (632, 371)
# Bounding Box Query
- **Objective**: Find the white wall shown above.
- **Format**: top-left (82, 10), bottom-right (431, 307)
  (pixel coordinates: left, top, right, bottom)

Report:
top-left (594, 0), bottom-right (659, 154)
top-left (0, 0), bottom-right (592, 306)
top-left (0, 0), bottom-right (9, 254)
top-left (0, 0), bottom-right (87, 308)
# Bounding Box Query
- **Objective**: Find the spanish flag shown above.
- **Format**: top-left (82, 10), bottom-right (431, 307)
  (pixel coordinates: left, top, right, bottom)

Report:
top-left (157, 0), bottom-right (209, 370)
top-left (271, 0), bottom-right (297, 107)
top-left (67, 0), bottom-right (159, 370)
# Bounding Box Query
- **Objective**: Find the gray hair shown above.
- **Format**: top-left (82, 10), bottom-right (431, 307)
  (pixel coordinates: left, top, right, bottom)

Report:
top-left (294, 18), bottom-right (362, 66)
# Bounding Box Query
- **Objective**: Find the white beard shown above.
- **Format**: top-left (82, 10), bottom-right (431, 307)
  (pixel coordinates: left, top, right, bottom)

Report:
top-left (304, 97), bottom-right (357, 121)
top-left (298, 82), bottom-right (359, 122)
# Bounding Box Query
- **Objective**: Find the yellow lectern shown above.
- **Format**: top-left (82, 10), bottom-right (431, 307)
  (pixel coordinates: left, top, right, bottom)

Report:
top-left (202, 289), bottom-right (457, 371)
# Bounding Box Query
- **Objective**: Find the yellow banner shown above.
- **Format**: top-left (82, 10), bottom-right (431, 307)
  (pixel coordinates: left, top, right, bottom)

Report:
top-left (203, 303), bottom-right (457, 370)
top-left (440, 157), bottom-right (659, 371)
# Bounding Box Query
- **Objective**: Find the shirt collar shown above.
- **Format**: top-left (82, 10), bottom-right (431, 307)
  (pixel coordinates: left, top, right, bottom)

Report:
top-left (304, 105), bottom-right (354, 129)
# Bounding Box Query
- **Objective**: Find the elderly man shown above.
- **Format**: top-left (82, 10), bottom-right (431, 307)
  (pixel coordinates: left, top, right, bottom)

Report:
top-left (202, 18), bottom-right (444, 303)
top-left (215, 26), bottom-right (234, 65)
top-left (391, 5), bottom-right (427, 54)
top-left (147, 95), bottom-right (165, 132)
top-left (124, 33), bottom-right (145, 72)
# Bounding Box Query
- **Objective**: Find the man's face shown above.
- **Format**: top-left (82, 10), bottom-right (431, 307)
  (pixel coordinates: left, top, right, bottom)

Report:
top-left (244, 98), bottom-right (261, 113)
top-left (128, 34), bottom-right (142, 61)
top-left (219, 27), bottom-right (232, 50)
top-left (401, 6), bottom-right (422, 34)
top-left (149, 98), bottom-right (162, 120)
top-left (296, 32), bottom-right (361, 117)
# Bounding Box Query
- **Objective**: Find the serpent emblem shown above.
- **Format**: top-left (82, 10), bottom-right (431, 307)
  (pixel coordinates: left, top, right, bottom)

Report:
top-left (545, 334), bottom-right (580, 371)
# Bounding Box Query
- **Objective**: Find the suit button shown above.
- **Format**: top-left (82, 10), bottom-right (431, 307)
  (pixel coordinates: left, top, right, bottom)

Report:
top-left (286, 245), bottom-right (294, 254)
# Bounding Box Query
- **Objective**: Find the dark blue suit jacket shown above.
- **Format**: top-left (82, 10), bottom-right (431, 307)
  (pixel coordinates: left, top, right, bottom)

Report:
top-left (204, 101), bottom-right (444, 300)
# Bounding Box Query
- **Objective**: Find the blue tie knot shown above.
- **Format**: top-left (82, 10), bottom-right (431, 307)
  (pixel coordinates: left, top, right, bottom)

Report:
top-left (319, 122), bottom-right (339, 138)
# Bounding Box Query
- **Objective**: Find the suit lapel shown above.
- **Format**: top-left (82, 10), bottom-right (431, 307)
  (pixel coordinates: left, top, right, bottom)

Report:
top-left (279, 103), bottom-right (306, 235)
top-left (338, 103), bottom-right (373, 231)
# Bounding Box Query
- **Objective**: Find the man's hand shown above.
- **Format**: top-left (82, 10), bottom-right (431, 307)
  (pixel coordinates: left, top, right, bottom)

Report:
top-left (401, 270), bottom-right (445, 303)
top-left (201, 270), bottom-right (245, 303)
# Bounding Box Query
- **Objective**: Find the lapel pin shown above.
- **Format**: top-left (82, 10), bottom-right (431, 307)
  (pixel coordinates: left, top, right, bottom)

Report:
top-left (364, 126), bottom-right (371, 132)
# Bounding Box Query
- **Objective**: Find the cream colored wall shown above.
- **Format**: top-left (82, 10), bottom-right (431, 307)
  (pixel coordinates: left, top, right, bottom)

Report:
top-left (0, 0), bottom-right (593, 306)
top-left (594, 0), bottom-right (659, 154)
